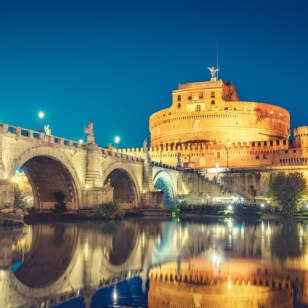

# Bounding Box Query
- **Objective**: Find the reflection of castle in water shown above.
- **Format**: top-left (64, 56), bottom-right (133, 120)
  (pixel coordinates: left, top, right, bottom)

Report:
top-left (2, 221), bottom-right (308, 307)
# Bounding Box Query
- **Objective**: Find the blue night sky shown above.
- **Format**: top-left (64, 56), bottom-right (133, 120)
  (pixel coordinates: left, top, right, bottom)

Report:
top-left (1, 0), bottom-right (308, 147)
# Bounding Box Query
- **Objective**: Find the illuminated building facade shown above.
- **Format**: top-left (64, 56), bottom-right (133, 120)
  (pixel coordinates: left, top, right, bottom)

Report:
top-left (121, 70), bottom-right (308, 170)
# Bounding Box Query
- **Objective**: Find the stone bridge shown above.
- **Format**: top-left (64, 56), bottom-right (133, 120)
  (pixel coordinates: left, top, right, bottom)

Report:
top-left (0, 122), bottom-right (222, 211)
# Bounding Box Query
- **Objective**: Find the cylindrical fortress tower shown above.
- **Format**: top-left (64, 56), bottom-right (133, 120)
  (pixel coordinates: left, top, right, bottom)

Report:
top-left (150, 79), bottom-right (290, 147)
top-left (294, 126), bottom-right (308, 148)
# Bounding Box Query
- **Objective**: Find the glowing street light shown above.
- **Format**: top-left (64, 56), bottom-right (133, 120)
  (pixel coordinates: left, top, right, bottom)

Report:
top-left (38, 111), bottom-right (45, 132)
top-left (114, 136), bottom-right (120, 145)
top-left (78, 139), bottom-right (84, 145)
top-left (260, 203), bottom-right (265, 208)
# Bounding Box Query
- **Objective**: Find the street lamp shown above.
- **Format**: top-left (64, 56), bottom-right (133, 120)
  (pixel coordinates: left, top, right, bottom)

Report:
top-left (114, 136), bottom-right (120, 146)
top-left (38, 111), bottom-right (45, 132)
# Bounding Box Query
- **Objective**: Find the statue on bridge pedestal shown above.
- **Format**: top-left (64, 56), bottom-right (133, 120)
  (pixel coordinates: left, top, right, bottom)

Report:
top-left (143, 138), bottom-right (151, 165)
top-left (44, 125), bottom-right (51, 136)
top-left (142, 138), bottom-right (154, 194)
top-left (84, 121), bottom-right (95, 144)
top-left (44, 124), bottom-right (51, 142)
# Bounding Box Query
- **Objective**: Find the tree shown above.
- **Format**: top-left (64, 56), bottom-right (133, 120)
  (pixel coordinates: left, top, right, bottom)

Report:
top-left (13, 185), bottom-right (27, 210)
top-left (52, 191), bottom-right (67, 213)
top-left (268, 172), bottom-right (306, 216)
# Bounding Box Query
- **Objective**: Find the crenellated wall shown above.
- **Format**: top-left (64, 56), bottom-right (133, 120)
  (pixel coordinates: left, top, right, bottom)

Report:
top-left (117, 136), bottom-right (305, 169)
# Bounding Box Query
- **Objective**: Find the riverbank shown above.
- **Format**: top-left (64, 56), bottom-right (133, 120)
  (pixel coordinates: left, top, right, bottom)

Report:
top-left (5, 205), bottom-right (308, 225)
top-left (174, 206), bottom-right (308, 221)
top-left (24, 208), bottom-right (172, 223)
top-left (0, 212), bottom-right (24, 226)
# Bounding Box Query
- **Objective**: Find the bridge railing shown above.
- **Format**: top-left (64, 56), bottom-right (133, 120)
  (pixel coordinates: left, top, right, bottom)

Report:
top-left (111, 148), bottom-right (182, 169)
top-left (102, 148), bottom-right (145, 162)
top-left (0, 123), bottom-right (83, 148)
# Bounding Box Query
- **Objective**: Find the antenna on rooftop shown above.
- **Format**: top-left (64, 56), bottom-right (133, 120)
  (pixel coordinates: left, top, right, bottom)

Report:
top-left (216, 45), bottom-right (219, 80)
top-left (208, 46), bottom-right (220, 81)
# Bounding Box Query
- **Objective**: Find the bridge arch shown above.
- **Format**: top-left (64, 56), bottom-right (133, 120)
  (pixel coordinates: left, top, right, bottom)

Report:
top-left (102, 162), bottom-right (141, 208)
top-left (153, 170), bottom-right (177, 207)
top-left (10, 146), bottom-right (82, 210)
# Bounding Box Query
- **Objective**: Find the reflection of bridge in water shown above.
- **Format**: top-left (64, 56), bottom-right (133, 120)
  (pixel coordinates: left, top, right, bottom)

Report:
top-left (2, 221), bottom-right (308, 307)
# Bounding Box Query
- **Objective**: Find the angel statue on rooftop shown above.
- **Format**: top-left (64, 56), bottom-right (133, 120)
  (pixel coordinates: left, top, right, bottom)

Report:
top-left (208, 66), bottom-right (219, 81)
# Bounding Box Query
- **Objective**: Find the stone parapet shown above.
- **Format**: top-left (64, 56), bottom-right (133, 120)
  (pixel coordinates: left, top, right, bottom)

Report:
top-left (0, 122), bottom-right (82, 149)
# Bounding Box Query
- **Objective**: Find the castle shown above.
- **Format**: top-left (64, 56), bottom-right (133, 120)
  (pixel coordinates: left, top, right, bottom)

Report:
top-left (119, 69), bottom-right (308, 170)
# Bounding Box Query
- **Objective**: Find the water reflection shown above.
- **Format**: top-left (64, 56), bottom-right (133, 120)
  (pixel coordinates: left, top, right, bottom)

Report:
top-left (2, 220), bottom-right (308, 307)
top-left (271, 222), bottom-right (306, 261)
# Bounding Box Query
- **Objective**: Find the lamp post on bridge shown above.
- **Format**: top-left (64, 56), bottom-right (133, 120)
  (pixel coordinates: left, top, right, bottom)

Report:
top-left (114, 136), bottom-right (120, 148)
top-left (38, 111), bottom-right (45, 133)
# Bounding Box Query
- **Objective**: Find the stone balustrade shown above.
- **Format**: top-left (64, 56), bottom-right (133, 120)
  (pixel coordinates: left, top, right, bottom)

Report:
top-left (0, 122), bottom-right (83, 149)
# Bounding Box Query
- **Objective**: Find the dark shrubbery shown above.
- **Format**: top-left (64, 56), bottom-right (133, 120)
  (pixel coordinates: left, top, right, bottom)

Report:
top-left (26, 206), bottom-right (36, 215)
top-left (52, 191), bottom-right (67, 213)
top-left (92, 203), bottom-right (124, 219)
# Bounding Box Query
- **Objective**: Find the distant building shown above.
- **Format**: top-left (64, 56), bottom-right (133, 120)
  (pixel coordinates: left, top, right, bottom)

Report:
top-left (121, 71), bottom-right (308, 170)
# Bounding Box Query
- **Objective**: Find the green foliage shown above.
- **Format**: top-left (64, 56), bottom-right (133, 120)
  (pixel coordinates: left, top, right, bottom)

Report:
top-left (268, 172), bottom-right (306, 216)
top-left (92, 203), bottom-right (124, 219)
top-left (13, 185), bottom-right (27, 210)
top-left (52, 191), bottom-right (67, 213)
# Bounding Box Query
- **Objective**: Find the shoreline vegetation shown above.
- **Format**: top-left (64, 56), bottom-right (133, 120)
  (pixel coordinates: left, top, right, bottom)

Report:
top-left (18, 203), bottom-right (308, 224)
top-left (3, 203), bottom-right (308, 226)
top-left (171, 204), bottom-right (308, 221)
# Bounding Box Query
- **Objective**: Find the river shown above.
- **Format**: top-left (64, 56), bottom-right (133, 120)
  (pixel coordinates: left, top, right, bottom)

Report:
top-left (1, 219), bottom-right (307, 307)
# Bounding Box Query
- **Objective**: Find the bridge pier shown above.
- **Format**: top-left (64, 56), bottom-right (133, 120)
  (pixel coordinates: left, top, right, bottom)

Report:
top-left (0, 180), bottom-right (14, 209)
top-left (140, 191), bottom-right (163, 208)
top-left (83, 134), bottom-right (106, 208)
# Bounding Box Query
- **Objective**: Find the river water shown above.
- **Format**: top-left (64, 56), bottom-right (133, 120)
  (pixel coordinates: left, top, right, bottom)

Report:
top-left (1, 219), bottom-right (308, 308)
